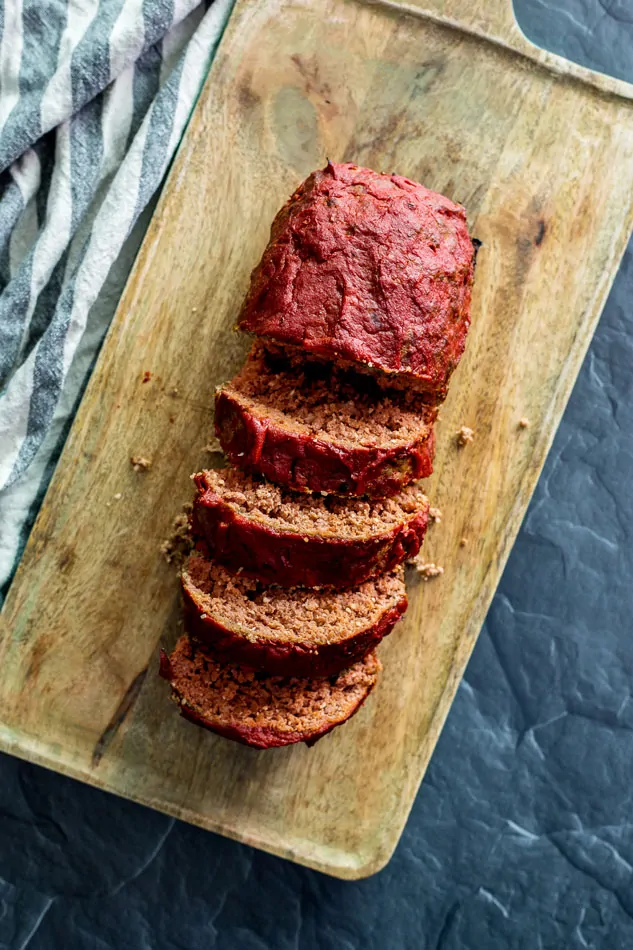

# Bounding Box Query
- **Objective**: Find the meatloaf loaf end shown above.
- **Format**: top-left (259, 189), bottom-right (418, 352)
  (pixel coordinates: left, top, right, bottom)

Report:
top-left (160, 636), bottom-right (381, 749)
top-left (215, 342), bottom-right (436, 498)
top-left (192, 467), bottom-right (429, 588)
top-left (238, 161), bottom-right (476, 396)
top-left (181, 550), bottom-right (407, 676)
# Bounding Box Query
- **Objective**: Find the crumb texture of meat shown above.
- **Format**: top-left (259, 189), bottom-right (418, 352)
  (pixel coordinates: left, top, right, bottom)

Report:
top-left (429, 507), bottom-right (442, 524)
top-left (519, 417), bottom-right (530, 429)
top-left (456, 425), bottom-right (474, 446)
top-left (183, 552), bottom-right (406, 647)
top-left (225, 343), bottom-right (436, 449)
top-left (191, 468), bottom-right (429, 589)
top-left (214, 342), bottom-right (437, 498)
top-left (160, 636), bottom-right (381, 748)
top-left (181, 551), bottom-right (408, 676)
top-left (130, 456), bottom-right (152, 472)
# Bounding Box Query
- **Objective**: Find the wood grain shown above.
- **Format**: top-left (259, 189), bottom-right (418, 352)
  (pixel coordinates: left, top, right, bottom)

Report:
top-left (3, 0), bottom-right (633, 878)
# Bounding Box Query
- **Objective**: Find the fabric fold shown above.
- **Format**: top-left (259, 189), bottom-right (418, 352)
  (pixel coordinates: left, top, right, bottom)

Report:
top-left (0, 0), bottom-right (235, 600)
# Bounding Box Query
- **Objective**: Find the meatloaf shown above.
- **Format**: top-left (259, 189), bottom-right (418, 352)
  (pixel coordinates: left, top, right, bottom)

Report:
top-left (192, 467), bottom-right (429, 589)
top-left (181, 550), bottom-right (407, 676)
top-left (160, 635), bottom-right (381, 749)
top-left (238, 161), bottom-right (476, 396)
top-left (215, 342), bottom-right (436, 498)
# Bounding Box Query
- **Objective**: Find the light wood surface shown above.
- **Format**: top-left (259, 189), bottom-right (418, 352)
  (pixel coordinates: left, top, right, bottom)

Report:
top-left (3, 0), bottom-right (633, 879)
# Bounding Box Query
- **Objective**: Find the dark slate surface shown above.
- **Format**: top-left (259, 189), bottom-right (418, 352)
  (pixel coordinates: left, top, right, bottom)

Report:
top-left (2, 3), bottom-right (633, 946)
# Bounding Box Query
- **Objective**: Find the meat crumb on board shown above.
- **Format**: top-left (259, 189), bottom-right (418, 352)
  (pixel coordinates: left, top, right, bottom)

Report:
top-left (130, 456), bottom-right (152, 472)
top-left (203, 436), bottom-right (223, 454)
top-left (406, 554), bottom-right (444, 579)
top-left (460, 537), bottom-right (468, 547)
top-left (416, 561), bottom-right (444, 579)
top-left (456, 425), bottom-right (474, 446)
top-left (160, 504), bottom-right (194, 567)
top-left (518, 417), bottom-right (530, 429)
top-left (429, 507), bottom-right (442, 524)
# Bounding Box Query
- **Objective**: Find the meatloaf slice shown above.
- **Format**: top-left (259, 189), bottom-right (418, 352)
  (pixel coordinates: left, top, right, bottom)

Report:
top-left (181, 550), bottom-right (407, 676)
top-left (192, 467), bottom-right (429, 589)
top-left (160, 636), bottom-right (381, 749)
top-left (238, 161), bottom-right (476, 396)
top-left (215, 342), bottom-right (436, 498)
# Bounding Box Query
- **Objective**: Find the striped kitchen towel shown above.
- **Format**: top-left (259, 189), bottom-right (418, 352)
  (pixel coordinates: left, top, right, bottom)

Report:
top-left (0, 0), bottom-right (234, 602)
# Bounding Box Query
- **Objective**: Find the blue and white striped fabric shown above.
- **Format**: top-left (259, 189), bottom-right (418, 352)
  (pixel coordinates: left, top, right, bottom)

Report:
top-left (0, 0), bottom-right (234, 601)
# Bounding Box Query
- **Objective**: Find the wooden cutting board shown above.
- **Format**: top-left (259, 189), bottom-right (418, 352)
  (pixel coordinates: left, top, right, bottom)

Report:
top-left (3, 0), bottom-right (633, 880)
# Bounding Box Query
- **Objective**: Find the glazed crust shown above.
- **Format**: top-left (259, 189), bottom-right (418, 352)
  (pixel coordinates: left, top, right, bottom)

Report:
top-left (238, 161), bottom-right (475, 394)
top-left (191, 471), bottom-right (429, 589)
top-left (214, 385), bottom-right (436, 498)
top-left (181, 566), bottom-right (407, 677)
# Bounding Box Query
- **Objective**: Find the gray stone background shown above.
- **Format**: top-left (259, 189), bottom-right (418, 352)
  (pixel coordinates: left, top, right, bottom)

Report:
top-left (2, 1), bottom-right (633, 946)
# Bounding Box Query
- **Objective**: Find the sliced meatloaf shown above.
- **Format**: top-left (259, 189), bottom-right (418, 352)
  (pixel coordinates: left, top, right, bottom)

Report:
top-left (160, 635), bottom-right (381, 749)
top-left (181, 550), bottom-right (407, 677)
top-left (215, 342), bottom-right (436, 498)
top-left (192, 467), bottom-right (429, 589)
top-left (238, 161), bottom-right (476, 397)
